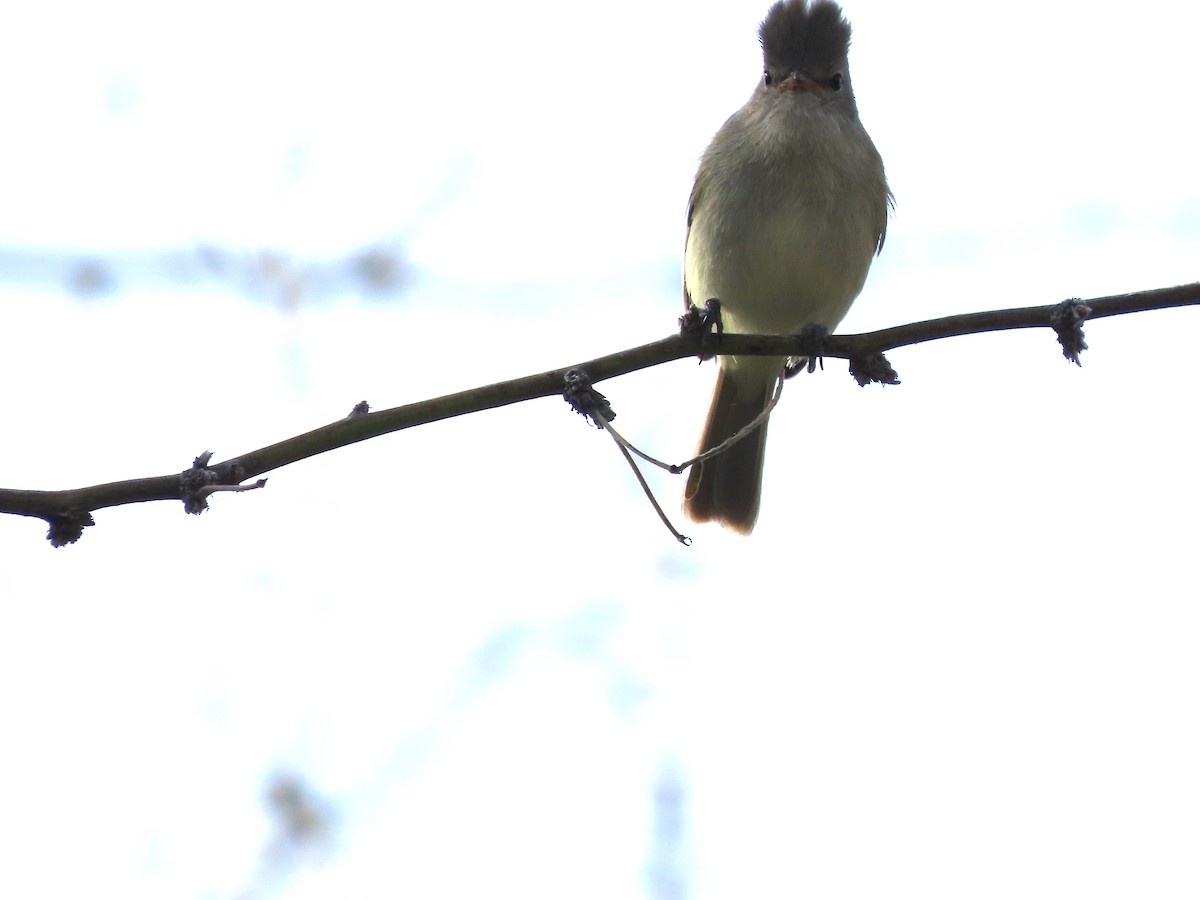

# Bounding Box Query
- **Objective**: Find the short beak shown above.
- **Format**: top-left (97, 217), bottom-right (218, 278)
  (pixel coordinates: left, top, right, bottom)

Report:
top-left (779, 73), bottom-right (822, 94)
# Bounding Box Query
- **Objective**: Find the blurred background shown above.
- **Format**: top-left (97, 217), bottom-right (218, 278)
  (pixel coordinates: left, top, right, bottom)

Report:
top-left (1, 1), bottom-right (1198, 897)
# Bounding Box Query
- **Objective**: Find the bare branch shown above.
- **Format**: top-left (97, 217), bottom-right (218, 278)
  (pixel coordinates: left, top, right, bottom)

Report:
top-left (2, 282), bottom-right (1196, 544)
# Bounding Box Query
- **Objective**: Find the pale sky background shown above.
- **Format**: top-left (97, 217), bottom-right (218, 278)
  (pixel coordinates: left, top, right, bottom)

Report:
top-left (1, 1), bottom-right (1198, 898)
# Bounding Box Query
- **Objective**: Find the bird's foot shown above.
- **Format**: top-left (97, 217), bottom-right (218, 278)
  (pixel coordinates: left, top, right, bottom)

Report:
top-left (680, 299), bottom-right (724, 361)
top-left (784, 324), bottom-right (829, 378)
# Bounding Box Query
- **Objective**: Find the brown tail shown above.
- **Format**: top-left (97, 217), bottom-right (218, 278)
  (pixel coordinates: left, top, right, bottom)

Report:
top-left (683, 366), bottom-right (771, 534)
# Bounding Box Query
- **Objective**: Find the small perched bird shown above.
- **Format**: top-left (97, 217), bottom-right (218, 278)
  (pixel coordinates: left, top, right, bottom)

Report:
top-left (682, 0), bottom-right (890, 534)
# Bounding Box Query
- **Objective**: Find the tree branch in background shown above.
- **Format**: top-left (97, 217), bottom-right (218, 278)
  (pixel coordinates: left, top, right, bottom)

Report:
top-left (2, 282), bottom-right (1196, 546)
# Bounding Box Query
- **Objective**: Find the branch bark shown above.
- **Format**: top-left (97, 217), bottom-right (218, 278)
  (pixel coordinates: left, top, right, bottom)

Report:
top-left (3, 282), bottom-right (1197, 545)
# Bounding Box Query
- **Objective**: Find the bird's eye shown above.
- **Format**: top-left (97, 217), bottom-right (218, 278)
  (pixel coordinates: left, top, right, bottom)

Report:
top-left (829, 73), bottom-right (844, 91)
top-left (763, 71), bottom-right (773, 86)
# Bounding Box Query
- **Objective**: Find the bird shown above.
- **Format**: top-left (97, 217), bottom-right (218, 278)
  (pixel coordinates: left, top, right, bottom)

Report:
top-left (682, 0), bottom-right (891, 534)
